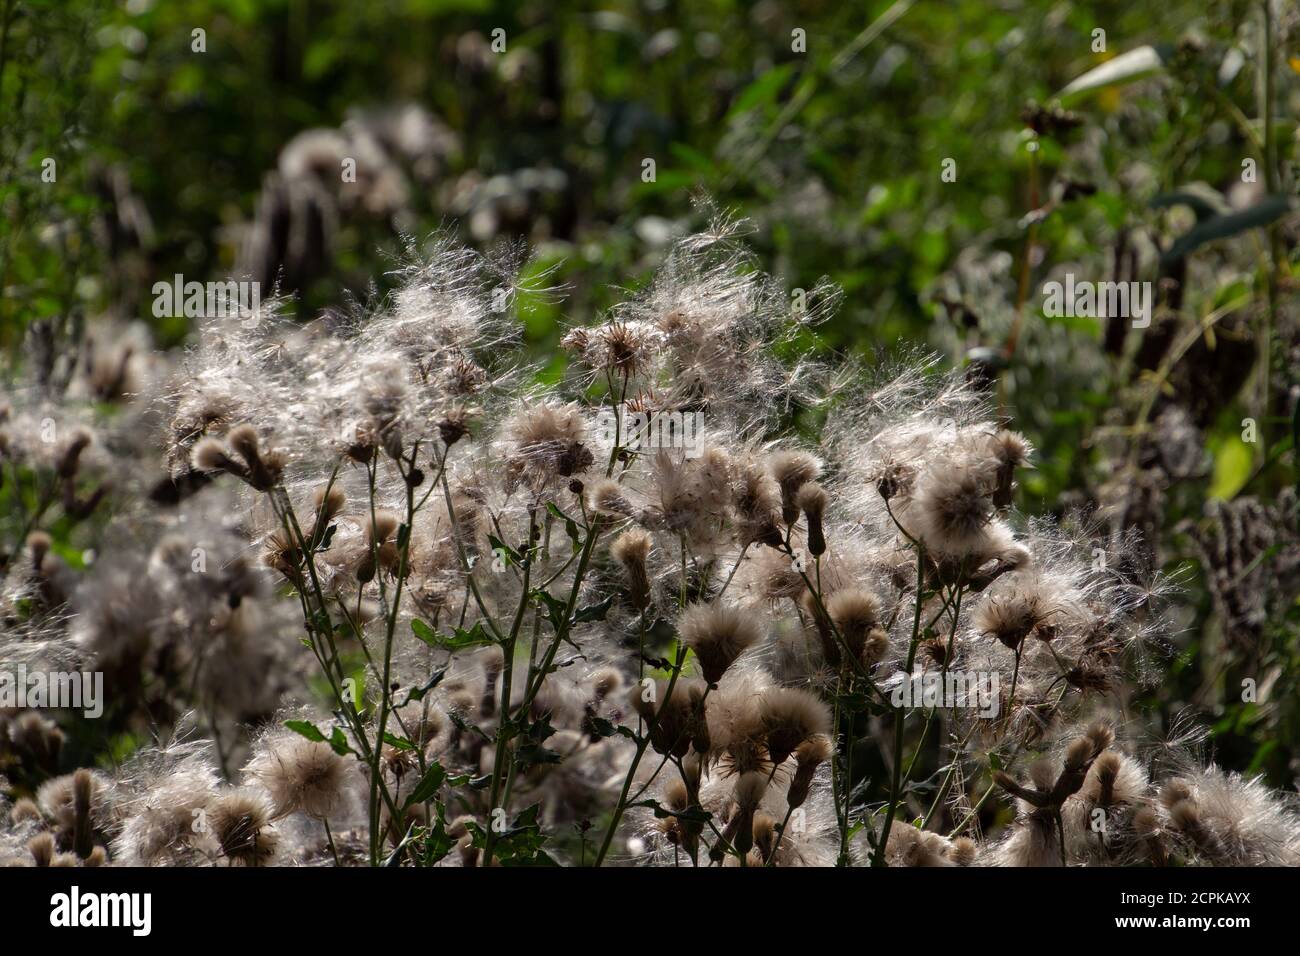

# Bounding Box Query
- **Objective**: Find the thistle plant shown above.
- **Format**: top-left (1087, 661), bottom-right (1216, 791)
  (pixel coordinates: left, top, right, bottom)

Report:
top-left (1, 217), bottom-right (1297, 869)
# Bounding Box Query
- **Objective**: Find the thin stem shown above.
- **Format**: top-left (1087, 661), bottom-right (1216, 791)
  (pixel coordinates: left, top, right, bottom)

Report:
top-left (873, 542), bottom-right (926, 866)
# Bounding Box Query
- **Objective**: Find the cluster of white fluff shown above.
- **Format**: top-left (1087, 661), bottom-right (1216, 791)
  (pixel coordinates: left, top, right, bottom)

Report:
top-left (2, 216), bottom-right (1297, 868)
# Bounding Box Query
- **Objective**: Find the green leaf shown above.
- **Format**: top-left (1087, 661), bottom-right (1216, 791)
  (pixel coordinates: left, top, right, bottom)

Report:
top-left (574, 593), bottom-right (616, 624)
top-left (1150, 183), bottom-right (1231, 222)
top-left (488, 534), bottom-right (522, 565)
top-left (514, 714), bottom-right (563, 771)
top-left (328, 727), bottom-right (354, 757)
top-left (398, 667), bottom-right (447, 706)
top-left (629, 798), bottom-right (713, 825)
top-left (284, 719), bottom-right (328, 743)
top-left (416, 803), bottom-right (456, 866)
top-left (727, 63), bottom-right (796, 119)
top-left (442, 620), bottom-right (494, 650)
top-left (383, 732), bottom-right (418, 751)
top-left (403, 761), bottom-right (446, 809)
top-left (466, 803), bottom-right (555, 864)
top-left (533, 589), bottom-right (569, 633)
top-left (546, 502), bottom-right (582, 551)
top-left (413, 620), bottom-right (493, 651)
top-left (587, 716), bottom-right (638, 740)
top-left (1209, 434), bottom-right (1253, 501)
top-left (410, 619), bottom-right (438, 646)
top-left (1161, 196), bottom-right (1292, 264)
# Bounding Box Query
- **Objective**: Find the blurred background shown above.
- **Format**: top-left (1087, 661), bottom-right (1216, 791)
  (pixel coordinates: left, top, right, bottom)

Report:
top-left (2, 0), bottom-right (1298, 785)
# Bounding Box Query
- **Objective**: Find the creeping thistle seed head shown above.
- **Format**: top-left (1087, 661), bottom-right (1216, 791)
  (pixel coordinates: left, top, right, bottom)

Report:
top-left (1085, 750), bottom-right (1147, 809)
top-left (1159, 779), bottom-right (1194, 809)
top-left (752, 811), bottom-right (778, 862)
top-left (264, 528), bottom-right (303, 586)
top-left (1064, 737), bottom-right (1095, 773)
top-left (588, 666), bottom-right (624, 701)
top-left (826, 589), bottom-right (889, 666)
top-left (345, 421), bottom-right (379, 463)
top-left (356, 509), bottom-right (401, 582)
top-left (56, 427), bottom-right (92, 479)
top-left (10, 797), bottom-right (41, 826)
top-left (611, 527), bottom-right (653, 611)
top-left (226, 423), bottom-right (261, 465)
top-left (797, 481), bottom-right (828, 556)
top-left (586, 320), bottom-right (664, 377)
top-left (10, 712), bottom-right (64, 772)
top-left (28, 832), bottom-right (56, 867)
top-left (912, 460), bottom-right (997, 556)
top-left (760, 687), bottom-right (832, 766)
top-left (244, 734), bottom-right (352, 820)
top-left (589, 478), bottom-right (635, 518)
top-left (733, 455), bottom-right (783, 548)
top-left (1085, 721), bottom-right (1115, 755)
top-left (368, 511), bottom-right (400, 544)
top-left (207, 789), bottom-right (278, 866)
top-left (437, 407), bottom-right (473, 447)
top-left (788, 733), bottom-right (832, 809)
top-left (26, 530), bottom-right (52, 569)
top-left (225, 423), bottom-right (284, 490)
top-left (727, 770), bottom-right (769, 856)
top-left (629, 678), bottom-right (706, 758)
top-left (559, 327), bottom-right (590, 355)
top-left (193, 435), bottom-right (239, 474)
top-left (656, 778), bottom-right (690, 845)
top-left (949, 837), bottom-right (977, 866)
top-left (443, 355), bottom-right (488, 397)
top-left (769, 450), bottom-right (823, 525)
top-left (1131, 805), bottom-right (1168, 863)
top-left (973, 576), bottom-right (1061, 650)
top-left (502, 401), bottom-right (594, 493)
top-left (610, 526), bottom-right (651, 566)
top-left (314, 484), bottom-right (346, 525)
top-left (985, 429), bottom-right (1032, 508)
top-left (678, 602), bottom-right (764, 686)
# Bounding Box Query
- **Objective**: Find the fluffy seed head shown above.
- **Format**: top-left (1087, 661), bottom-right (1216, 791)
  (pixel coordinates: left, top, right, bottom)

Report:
top-left (769, 450), bottom-right (822, 524)
top-left (244, 735), bottom-right (352, 819)
top-left (913, 461), bottom-right (995, 554)
top-left (760, 687), bottom-right (832, 765)
top-left (678, 602), bottom-right (765, 685)
top-left (826, 588), bottom-right (889, 665)
top-left (207, 789), bottom-right (278, 866)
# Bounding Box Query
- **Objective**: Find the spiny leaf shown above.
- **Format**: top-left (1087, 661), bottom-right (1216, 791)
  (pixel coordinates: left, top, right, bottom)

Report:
top-left (630, 798), bottom-right (713, 825)
top-left (574, 593), bottom-right (616, 624)
top-left (403, 761), bottom-right (446, 809)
